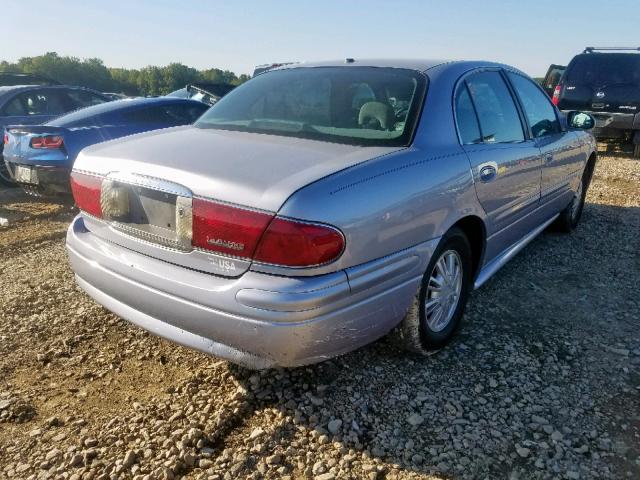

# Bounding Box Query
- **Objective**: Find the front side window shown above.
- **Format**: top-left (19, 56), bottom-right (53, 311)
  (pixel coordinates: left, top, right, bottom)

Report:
top-left (508, 72), bottom-right (560, 138)
top-left (195, 67), bottom-right (427, 146)
top-left (466, 71), bottom-right (525, 143)
top-left (66, 90), bottom-right (108, 109)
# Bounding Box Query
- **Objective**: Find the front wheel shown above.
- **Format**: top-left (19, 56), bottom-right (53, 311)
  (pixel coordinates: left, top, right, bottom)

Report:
top-left (633, 143), bottom-right (640, 159)
top-left (554, 169), bottom-right (589, 232)
top-left (396, 227), bottom-right (473, 354)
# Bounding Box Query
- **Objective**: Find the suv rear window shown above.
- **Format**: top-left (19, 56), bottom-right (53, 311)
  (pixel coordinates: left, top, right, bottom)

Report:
top-left (566, 54), bottom-right (640, 87)
top-left (195, 67), bottom-right (427, 147)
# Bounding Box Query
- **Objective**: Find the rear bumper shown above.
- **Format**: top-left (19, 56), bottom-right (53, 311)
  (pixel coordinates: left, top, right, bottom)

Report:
top-left (6, 162), bottom-right (71, 194)
top-left (66, 215), bottom-right (434, 368)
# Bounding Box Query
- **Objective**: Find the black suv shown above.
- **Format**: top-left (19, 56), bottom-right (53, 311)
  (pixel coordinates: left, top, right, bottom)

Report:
top-left (554, 47), bottom-right (640, 157)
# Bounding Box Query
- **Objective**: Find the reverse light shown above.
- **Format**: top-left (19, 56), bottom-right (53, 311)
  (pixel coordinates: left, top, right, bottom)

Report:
top-left (551, 84), bottom-right (562, 105)
top-left (70, 171), bottom-right (103, 218)
top-left (30, 135), bottom-right (64, 149)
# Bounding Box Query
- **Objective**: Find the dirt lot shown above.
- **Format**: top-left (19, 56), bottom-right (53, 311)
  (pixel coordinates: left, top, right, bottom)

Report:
top-left (0, 154), bottom-right (639, 480)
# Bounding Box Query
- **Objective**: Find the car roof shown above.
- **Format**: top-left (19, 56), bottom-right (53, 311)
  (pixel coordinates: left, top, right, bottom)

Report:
top-left (46, 97), bottom-right (205, 126)
top-left (0, 84), bottom-right (104, 101)
top-left (276, 58), bottom-right (525, 75)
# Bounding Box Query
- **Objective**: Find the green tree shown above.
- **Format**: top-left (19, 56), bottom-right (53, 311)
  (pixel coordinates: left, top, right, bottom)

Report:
top-left (0, 52), bottom-right (249, 96)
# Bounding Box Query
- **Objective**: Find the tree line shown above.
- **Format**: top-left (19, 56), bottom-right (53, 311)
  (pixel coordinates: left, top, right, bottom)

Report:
top-left (0, 52), bottom-right (251, 96)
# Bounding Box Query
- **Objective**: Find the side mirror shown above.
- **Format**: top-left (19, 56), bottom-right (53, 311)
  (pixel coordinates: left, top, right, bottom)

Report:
top-left (567, 111), bottom-right (595, 130)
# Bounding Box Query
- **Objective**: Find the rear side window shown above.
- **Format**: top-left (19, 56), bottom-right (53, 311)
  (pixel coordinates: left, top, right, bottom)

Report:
top-left (508, 73), bottom-right (560, 138)
top-left (566, 54), bottom-right (640, 87)
top-left (66, 90), bottom-right (108, 109)
top-left (454, 86), bottom-right (482, 144)
top-left (466, 72), bottom-right (524, 143)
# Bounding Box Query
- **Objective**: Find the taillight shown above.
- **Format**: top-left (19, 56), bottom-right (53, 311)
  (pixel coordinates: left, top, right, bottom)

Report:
top-left (254, 217), bottom-right (345, 267)
top-left (70, 171), bottom-right (103, 218)
top-left (551, 84), bottom-right (562, 105)
top-left (3, 133), bottom-right (8, 145)
top-left (192, 198), bottom-right (273, 258)
top-left (191, 197), bottom-right (344, 267)
top-left (30, 135), bottom-right (64, 149)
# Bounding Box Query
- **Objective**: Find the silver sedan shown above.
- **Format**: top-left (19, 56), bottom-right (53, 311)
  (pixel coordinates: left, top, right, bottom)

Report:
top-left (66, 59), bottom-right (597, 368)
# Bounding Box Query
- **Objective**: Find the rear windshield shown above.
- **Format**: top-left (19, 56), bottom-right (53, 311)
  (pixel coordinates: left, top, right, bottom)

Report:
top-left (566, 54), bottom-right (640, 87)
top-left (195, 67), bottom-right (427, 146)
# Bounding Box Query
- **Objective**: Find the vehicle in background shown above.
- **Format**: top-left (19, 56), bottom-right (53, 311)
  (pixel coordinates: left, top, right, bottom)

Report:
top-left (0, 85), bottom-right (110, 185)
top-left (3, 97), bottom-right (208, 195)
top-left (0, 72), bottom-right (60, 87)
top-left (66, 59), bottom-right (596, 368)
top-left (102, 92), bottom-right (132, 101)
top-left (252, 62), bottom-right (295, 76)
top-left (166, 83), bottom-right (235, 106)
top-left (542, 64), bottom-right (566, 97)
top-left (554, 47), bottom-right (640, 157)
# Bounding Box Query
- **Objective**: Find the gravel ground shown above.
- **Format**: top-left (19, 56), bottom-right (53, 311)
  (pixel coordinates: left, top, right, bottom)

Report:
top-left (0, 153), bottom-right (639, 480)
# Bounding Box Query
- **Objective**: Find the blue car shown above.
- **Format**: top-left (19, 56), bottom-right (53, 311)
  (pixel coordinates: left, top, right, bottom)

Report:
top-left (3, 97), bottom-right (209, 195)
top-left (0, 84), bottom-right (110, 185)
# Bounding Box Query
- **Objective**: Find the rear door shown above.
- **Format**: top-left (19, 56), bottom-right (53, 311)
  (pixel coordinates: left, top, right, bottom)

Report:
top-left (455, 70), bottom-right (542, 254)
top-left (507, 71), bottom-right (583, 204)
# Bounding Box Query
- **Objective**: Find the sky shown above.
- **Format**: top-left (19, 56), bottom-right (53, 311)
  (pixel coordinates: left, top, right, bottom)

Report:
top-left (2, 0), bottom-right (639, 77)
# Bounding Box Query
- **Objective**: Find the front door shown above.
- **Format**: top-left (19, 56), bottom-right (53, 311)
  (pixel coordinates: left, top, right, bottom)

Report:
top-left (506, 71), bottom-right (584, 206)
top-left (455, 70), bottom-right (542, 259)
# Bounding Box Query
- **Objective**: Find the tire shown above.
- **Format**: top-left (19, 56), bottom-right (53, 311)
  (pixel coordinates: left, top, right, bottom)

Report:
top-left (554, 166), bottom-right (590, 233)
top-left (395, 227), bottom-right (473, 354)
top-left (634, 143), bottom-right (640, 159)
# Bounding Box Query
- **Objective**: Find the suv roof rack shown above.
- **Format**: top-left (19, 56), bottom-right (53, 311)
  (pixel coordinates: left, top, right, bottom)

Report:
top-left (583, 47), bottom-right (640, 53)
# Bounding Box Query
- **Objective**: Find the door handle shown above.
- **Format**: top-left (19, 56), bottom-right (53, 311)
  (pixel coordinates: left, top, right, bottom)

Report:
top-left (545, 153), bottom-right (554, 163)
top-left (479, 163), bottom-right (497, 182)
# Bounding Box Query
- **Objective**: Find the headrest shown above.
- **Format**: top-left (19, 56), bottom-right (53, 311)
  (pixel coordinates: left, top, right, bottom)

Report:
top-left (358, 101), bottom-right (395, 130)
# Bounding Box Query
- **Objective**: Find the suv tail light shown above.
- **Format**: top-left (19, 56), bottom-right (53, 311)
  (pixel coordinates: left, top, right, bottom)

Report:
top-left (551, 84), bottom-right (562, 105)
top-left (30, 135), bottom-right (64, 149)
top-left (3, 133), bottom-right (8, 145)
top-left (70, 171), bottom-right (103, 218)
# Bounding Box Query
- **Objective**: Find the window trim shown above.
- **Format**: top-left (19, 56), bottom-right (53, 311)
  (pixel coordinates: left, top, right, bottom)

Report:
top-left (452, 67), bottom-right (529, 146)
top-left (503, 69), bottom-right (563, 139)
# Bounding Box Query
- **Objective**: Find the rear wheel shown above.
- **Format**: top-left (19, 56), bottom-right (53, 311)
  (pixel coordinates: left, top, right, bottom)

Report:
top-left (396, 227), bottom-right (473, 354)
top-left (634, 143), bottom-right (640, 159)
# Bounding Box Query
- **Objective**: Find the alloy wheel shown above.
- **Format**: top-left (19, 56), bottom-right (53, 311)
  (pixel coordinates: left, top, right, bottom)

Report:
top-left (425, 250), bottom-right (463, 332)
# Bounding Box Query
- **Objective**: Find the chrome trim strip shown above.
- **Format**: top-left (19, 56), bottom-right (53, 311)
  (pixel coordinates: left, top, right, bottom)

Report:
top-left (474, 213), bottom-right (559, 289)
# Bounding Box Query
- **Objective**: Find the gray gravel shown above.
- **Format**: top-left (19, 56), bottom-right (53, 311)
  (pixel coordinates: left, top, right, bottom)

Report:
top-left (0, 153), bottom-right (639, 479)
